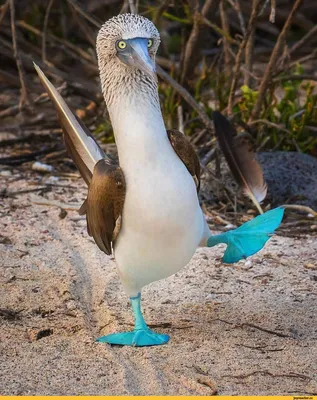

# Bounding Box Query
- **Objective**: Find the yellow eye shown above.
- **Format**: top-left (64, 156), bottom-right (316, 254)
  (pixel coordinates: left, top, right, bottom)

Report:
top-left (147, 39), bottom-right (153, 48)
top-left (117, 40), bottom-right (126, 49)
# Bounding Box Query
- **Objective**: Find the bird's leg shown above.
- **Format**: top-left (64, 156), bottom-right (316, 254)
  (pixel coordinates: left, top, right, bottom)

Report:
top-left (96, 293), bottom-right (170, 347)
top-left (131, 293), bottom-right (148, 330)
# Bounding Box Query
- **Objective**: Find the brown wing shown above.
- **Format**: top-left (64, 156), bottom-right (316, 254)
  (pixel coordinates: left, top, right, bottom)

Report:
top-left (33, 65), bottom-right (125, 255)
top-left (80, 159), bottom-right (125, 255)
top-left (167, 129), bottom-right (201, 192)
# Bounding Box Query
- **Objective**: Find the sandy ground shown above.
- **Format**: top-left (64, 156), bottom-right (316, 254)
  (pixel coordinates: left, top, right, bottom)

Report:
top-left (1, 171), bottom-right (317, 396)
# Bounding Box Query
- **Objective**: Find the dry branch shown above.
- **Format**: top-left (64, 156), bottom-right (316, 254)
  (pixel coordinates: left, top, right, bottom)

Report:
top-left (128, 0), bottom-right (137, 14)
top-left (9, 0), bottom-right (34, 111)
top-left (31, 197), bottom-right (80, 211)
top-left (0, 0), bottom-right (9, 26)
top-left (219, 0), bottom-right (231, 73)
top-left (226, 0), bottom-right (246, 35)
top-left (227, 0), bottom-right (262, 115)
top-left (64, 0), bottom-right (101, 28)
top-left (42, 0), bottom-right (54, 64)
top-left (269, 0), bottom-right (276, 23)
top-left (244, 0), bottom-right (258, 86)
top-left (17, 20), bottom-right (95, 64)
top-left (180, 0), bottom-right (219, 85)
top-left (289, 24), bottom-right (317, 56)
top-left (282, 204), bottom-right (317, 217)
top-left (251, 0), bottom-right (304, 121)
top-left (157, 65), bottom-right (214, 132)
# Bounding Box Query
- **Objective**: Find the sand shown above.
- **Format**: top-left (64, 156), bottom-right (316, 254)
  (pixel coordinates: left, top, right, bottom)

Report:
top-left (0, 171), bottom-right (316, 395)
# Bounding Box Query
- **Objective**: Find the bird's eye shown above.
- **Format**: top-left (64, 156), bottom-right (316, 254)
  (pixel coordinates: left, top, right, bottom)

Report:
top-left (117, 40), bottom-right (127, 50)
top-left (147, 39), bottom-right (153, 48)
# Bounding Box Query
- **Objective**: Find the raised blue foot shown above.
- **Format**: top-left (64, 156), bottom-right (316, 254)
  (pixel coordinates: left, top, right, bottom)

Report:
top-left (208, 207), bottom-right (284, 263)
top-left (97, 329), bottom-right (169, 346)
top-left (96, 293), bottom-right (170, 347)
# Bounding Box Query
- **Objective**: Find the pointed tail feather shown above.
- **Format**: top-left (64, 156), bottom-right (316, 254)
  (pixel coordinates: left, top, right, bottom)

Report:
top-left (208, 207), bottom-right (284, 263)
top-left (213, 111), bottom-right (267, 214)
top-left (33, 63), bottom-right (107, 185)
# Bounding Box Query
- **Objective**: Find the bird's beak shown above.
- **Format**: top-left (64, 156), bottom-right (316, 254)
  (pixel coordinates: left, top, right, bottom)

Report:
top-left (117, 38), bottom-right (156, 76)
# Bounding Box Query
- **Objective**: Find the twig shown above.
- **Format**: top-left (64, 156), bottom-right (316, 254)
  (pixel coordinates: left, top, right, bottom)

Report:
top-left (219, 0), bottom-right (231, 74)
top-left (0, 130), bottom-right (61, 147)
top-left (208, 210), bottom-right (234, 226)
top-left (273, 74), bottom-right (317, 82)
top-left (201, 148), bottom-right (217, 166)
top-left (70, 8), bottom-right (96, 48)
top-left (282, 204), bottom-right (317, 217)
top-left (289, 24), bottom-right (317, 56)
top-left (191, 128), bottom-right (207, 145)
top-left (226, 0), bottom-right (246, 35)
top-left (31, 197), bottom-right (80, 211)
top-left (9, 0), bottom-right (34, 111)
top-left (269, 0), bottom-right (276, 23)
top-left (244, 0), bottom-right (258, 86)
top-left (64, 0), bottom-right (101, 28)
top-left (42, 0), bottom-right (54, 64)
top-left (236, 343), bottom-right (285, 352)
top-left (156, 65), bottom-right (214, 132)
top-left (259, 0), bottom-right (270, 16)
top-left (0, 145), bottom-right (60, 165)
top-left (0, 81), bottom-right (66, 119)
top-left (177, 105), bottom-right (184, 133)
top-left (3, 187), bottom-right (49, 197)
top-left (251, 0), bottom-right (304, 121)
top-left (249, 118), bottom-right (292, 134)
top-left (200, 15), bottom-right (238, 44)
top-left (18, 20), bottom-right (95, 64)
top-left (197, 377), bottom-right (217, 394)
top-left (0, 68), bottom-right (20, 87)
top-left (180, 0), bottom-right (219, 84)
top-left (180, 0), bottom-right (201, 84)
top-left (0, 41), bottom-right (100, 100)
top-left (156, 56), bottom-right (179, 70)
top-left (153, 0), bottom-right (170, 25)
top-left (227, 0), bottom-right (262, 115)
top-left (128, 0), bottom-right (136, 14)
top-left (244, 30), bottom-right (255, 87)
top-left (0, 0), bottom-right (9, 26)
top-left (223, 370), bottom-right (311, 381)
top-left (180, 0), bottom-right (201, 85)
top-left (240, 322), bottom-right (291, 338)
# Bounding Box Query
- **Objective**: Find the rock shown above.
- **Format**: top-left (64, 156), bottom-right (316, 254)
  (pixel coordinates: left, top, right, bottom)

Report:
top-left (0, 170), bottom-right (12, 177)
top-left (32, 162), bottom-right (54, 173)
top-left (202, 151), bottom-right (317, 209)
top-left (257, 152), bottom-right (317, 209)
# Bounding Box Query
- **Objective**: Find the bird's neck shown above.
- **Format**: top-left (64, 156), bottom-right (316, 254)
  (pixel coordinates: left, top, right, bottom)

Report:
top-left (107, 87), bottom-right (169, 170)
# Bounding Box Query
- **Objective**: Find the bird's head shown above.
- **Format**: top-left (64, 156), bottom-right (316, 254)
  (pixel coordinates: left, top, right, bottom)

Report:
top-left (96, 14), bottom-right (160, 106)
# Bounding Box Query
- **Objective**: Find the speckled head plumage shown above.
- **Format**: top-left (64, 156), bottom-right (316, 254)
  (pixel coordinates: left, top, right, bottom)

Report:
top-left (96, 14), bottom-right (161, 107)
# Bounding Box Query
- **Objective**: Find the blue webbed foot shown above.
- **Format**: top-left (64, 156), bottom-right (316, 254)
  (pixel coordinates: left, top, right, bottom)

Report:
top-left (208, 207), bottom-right (285, 263)
top-left (96, 293), bottom-right (170, 347)
top-left (96, 329), bottom-right (170, 347)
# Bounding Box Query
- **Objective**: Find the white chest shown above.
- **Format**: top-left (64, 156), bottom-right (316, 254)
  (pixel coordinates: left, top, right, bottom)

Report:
top-left (108, 99), bottom-right (205, 295)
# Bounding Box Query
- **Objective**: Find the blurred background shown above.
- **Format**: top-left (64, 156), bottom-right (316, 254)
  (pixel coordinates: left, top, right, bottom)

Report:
top-left (1, 0), bottom-right (317, 233)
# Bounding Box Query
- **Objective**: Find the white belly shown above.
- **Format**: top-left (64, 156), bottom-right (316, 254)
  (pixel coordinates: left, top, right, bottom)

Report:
top-left (114, 156), bottom-right (204, 296)
top-left (108, 97), bottom-right (206, 296)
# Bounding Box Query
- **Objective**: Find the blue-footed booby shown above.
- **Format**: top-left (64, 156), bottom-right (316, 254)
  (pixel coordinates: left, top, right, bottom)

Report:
top-left (34, 13), bottom-right (284, 347)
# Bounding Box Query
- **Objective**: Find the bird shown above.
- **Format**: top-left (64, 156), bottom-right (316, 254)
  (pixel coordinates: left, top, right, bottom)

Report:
top-left (34, 13), bottom-right (284, 347)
